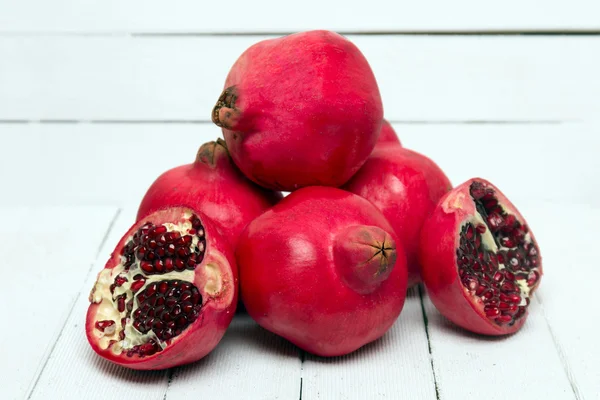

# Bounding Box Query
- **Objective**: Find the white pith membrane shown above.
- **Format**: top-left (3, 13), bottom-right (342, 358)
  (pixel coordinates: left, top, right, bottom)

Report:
top-left (457, 181), bottom-right (541, 326)
top-left (89, 211), bottom-right (209, 357)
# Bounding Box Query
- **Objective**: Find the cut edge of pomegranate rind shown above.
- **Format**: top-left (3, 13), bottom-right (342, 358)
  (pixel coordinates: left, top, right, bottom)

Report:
top-left (87, 207), bottom-right (230, 362)
top-left (455, 179), bottom-right (541, 330)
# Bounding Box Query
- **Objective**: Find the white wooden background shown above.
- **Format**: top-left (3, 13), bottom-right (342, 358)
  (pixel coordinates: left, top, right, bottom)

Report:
top-left (1, 1), bottom-right (599, 399)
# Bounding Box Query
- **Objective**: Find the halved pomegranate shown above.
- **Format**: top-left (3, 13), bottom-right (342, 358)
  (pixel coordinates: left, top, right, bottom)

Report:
top-left (86, 207), bottom-right (237, 369)
top-left (419, 178), bottom-right (542, 335)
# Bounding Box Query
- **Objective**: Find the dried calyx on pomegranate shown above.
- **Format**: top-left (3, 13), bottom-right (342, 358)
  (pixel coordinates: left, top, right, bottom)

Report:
top-left (137, 139), bottom-right (282, 249)
top-left (419, 178), bottom-right (542, 335)
top-left (87, 207), bottom-right (237, 370)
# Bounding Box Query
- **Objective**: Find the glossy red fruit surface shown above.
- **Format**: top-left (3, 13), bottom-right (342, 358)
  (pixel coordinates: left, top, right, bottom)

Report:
top-left (86, 207), bottom-right (237, 369)
top-left (212, 30), bottom-right (383, 191)
top-left (344, 146), bottom-right (451, 286)
top-left (237, 187), bottom-right (408, 356)
top-left (376, 119), bottom-right (402, 147)
top-left (419, 178), bottom-right (542, 335)
top-left (137, 139), bottom-right (282, 248)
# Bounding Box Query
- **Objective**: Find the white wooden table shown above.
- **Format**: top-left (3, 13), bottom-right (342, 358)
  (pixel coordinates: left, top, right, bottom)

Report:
top-left (1, 2), bottom-right (599, 399)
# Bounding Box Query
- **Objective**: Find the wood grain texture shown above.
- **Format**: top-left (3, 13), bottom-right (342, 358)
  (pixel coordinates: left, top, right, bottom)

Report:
top-left (27, 208), bottom-right (173, 400)
top-left (0, 206), bottom-right (118, 400)
top-left (0, 123), bottom-right (598, 209)
top-left (302, 288), bottom-right (437, 400)
top-left (0, 0), bottom-right (598, 32)
top-left (1, 36), bottom-right (599, 121)
top-left (520, 203), bottom-right (600, 400)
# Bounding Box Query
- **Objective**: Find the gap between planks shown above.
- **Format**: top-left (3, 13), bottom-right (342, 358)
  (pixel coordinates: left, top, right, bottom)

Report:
top-left (2, 31), bottom-right (600, 37)
top-left (25, 208), bottom-right (122, 400)
top-left (535, 295), bottom-right (583, 400)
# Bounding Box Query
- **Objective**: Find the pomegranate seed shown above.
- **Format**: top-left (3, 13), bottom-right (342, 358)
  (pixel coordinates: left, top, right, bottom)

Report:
top-left (498, 302), bottom-right (510, 311)
top-left (191, 288), bottom-right (201, 304)
top-left (153, 226), bottom-right (168, 236)
top-left (140, 261), bottom-right (154, 273)
top-left (136, 246), bottom-right (147, 259)
top-left (154, 260), bottom-right (165, 273)
top-left (145, 284), bottom-right (157, 297)
top-left (496, 314), bottom-right (513, 323)
top-left (484, 306), bottom-right (500, 318)
top-left (148, 240), bottom-right (158, 249)
top-left (527, 271), bottom-right (540, 286)
top-left (475, 284), bottom-right (486, 296)
top-left (493, 272), bottom-right (504, 282)
top-left (115, 276), bottom-right (128, 287)
top-left (131, 279), bottom-right (146, 293)
top-left (501, 281), bottom-right (516, 292)
top-left (177, 247), bottom-right (189, 258)
top-left (166, 244), bottom-right (176, 255)
top-left (182, 302), bottom-right (193, 313)
top-left (158, 281), bottom-right (169, 294)
top-left (164, 258), bottom-right (174, 272)
top-left (487, 213), bottom-right (504, 231)
top-left (197, 229), bottom-right (205, 238)
top-left (95, 320), bottom-right (116, 332)
top-left (117, 296), bottom-right (126, 312)
top-left (175, 259), bottom-right (185, 271)
top-left (501, 237), bottom-right (517, 248)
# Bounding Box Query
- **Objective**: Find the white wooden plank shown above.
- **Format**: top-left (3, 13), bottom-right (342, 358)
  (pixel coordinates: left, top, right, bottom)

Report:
top-left (167, 314), bottom-right (301, 400)
top-left (519, 203), bottom-right (600, 400)
top-left (0, 0), bottom-right (598, 32)
top-left (302, 288), bottom-right (436, 400)
top-left (0, 123), bottom-right (598, 209)
top-left (28, 208), bottom-right (173, 400)
top-left (1, 36), bottom-right (599, 121)
top-left (0, 206), bottom-right (117, 400)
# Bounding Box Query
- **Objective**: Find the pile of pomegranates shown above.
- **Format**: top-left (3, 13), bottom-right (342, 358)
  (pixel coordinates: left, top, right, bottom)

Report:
top-left (86, 30), bottom-right (542, 369)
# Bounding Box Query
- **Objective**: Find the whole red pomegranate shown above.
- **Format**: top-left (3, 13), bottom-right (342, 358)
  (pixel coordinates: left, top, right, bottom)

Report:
top-left (137, 139), bottom-right (282, 248)
top-left (237, 187), bottom-right (408, 356)
top-left (376, 119), bottom-right (401, 147)
top-left (86, 207), bottom-right (238, 369)
top-left (212, 30), bottom-right (383, 191)
top-left (419, 178), bottom-right (542, 335)
top-left (343, 147), bottom-right (451, 287)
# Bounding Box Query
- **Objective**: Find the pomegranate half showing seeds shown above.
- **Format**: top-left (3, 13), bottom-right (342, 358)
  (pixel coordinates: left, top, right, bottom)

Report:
top-left (419, 178), bottom-right (542, 335)
top-left (86, 207), bottom-right (237, 370)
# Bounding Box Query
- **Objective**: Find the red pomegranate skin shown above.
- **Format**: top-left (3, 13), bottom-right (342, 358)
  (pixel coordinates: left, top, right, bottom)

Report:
top-left (343, 146), bottom-right (452, 287)
top-left (419, 178), bottom-right (542, 335)
top-left (86, 207), bottom-right (238, 369)
top-left (137, 139), bottom-right (282, 248)
top-left (237, 187), bottom-right (408, 356)
top-left (376, 119), bottom-right (402, 147)
top-left (213, 30), bottom-right (383, 191)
